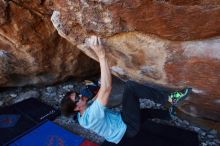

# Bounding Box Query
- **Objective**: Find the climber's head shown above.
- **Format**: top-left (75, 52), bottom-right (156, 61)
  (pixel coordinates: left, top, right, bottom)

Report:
top-left (60, 91), bottom-right (87, 116)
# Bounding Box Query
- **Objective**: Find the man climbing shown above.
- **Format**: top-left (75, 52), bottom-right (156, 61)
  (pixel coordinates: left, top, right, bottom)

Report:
top-left (60, 36), bottom-right (192, 144)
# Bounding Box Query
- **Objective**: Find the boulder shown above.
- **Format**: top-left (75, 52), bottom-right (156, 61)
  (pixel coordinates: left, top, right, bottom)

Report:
top-left (51, 0), bottom-right (220, 122)
top-left (0, 0), bottom-right (219, 126)
top-left (0, 0), bottom-right (99, 86)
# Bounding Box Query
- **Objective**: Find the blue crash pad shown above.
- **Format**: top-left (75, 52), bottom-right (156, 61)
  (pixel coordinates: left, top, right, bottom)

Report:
top-left (0, 98), bottom-right (60, 146)
top-left (10, 120), bottom-right (84, 146)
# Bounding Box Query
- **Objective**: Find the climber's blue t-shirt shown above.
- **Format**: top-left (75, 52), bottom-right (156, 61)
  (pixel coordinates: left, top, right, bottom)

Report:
top-left (77, 99), bottom-right (127, 144)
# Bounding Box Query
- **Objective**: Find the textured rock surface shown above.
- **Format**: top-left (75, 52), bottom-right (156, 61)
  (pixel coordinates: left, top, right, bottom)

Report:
top-left (52, 0), bottom-right (220, 41)
top-left (0, 0), bottom-right (99, 86)
top-left (0, 0), bottom-right (7, 25)
top-left (0, 0), bottom-right (220, 127)
top-left (51, 0), bottom-right (220, 122)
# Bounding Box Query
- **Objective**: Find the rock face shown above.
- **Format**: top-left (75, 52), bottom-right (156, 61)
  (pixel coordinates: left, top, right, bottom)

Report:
top-left (0, 0), bottom-right (220, 126)
top-left (0, 0), bottom-right (7, 25)
top-left (51, 0), bottom-right (220, 122)
top-left (0, 0), bottom-right (99, 86)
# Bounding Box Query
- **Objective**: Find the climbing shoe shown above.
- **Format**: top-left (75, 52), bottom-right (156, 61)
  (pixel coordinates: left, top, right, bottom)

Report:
top-left (168, 88), bottom-right (192, 106)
